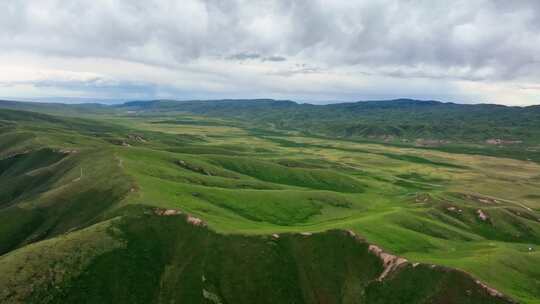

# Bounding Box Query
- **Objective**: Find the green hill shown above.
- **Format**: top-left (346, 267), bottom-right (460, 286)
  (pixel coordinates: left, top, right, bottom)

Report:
top-left (110, 98), bottom-right (540, 145)
top-left (0, 102), bottom-right (539, 303)
top-left (0, 211), bottom-right (515, 304)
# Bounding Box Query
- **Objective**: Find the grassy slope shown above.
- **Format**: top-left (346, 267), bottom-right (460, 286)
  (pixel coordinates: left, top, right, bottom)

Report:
top-left (109, 99), bottom-right (540, 154)
top-left (0, 211), bottom-right (516, 304)
top-left (115, 116), bottom-right (540, 303)
top-left (0, 107), bottom-right (539, 303)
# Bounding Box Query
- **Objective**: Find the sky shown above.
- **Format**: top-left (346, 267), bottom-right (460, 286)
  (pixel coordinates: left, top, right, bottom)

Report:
top-left (1, 0), bottom-right (540, 105)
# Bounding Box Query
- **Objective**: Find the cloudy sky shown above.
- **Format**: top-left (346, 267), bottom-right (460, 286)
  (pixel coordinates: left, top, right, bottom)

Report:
top-left (1, 0), bottom-right (540, 105)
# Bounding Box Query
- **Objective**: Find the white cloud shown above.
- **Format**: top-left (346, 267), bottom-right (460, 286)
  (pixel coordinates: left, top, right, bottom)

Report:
top-left (0, 0), bottom-right (539, 105)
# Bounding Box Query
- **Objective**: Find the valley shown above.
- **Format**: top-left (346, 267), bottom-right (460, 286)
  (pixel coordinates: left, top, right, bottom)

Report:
top-left (0, 100), bottom-right (539, 303)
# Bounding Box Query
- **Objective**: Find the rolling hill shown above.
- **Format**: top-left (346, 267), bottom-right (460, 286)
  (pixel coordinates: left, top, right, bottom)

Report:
top-left (0, 100), bottom-right (539, 303)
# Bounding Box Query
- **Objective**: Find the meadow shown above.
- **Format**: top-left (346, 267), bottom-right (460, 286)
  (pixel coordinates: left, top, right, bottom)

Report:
top-left (0, 103), bottom-right (539, 303)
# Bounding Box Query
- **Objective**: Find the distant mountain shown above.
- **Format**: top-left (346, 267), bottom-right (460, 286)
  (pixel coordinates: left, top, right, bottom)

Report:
top-left (114, 98), bottom-right (540, 145)
top-left (2, 98), bottom-right (540, 145)
top-left (118, 99), bottom-right (297, 114)
top-left (0, 99), bottom-right (113, 116)
top-left (527, 104), bottom-right (540, 111)
top-left (4, 97), bottom-right (126, 104)
top-left (329, 98), bottom-right (445, 108)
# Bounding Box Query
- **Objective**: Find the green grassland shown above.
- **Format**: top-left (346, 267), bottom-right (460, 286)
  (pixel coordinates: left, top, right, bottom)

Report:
top-left (0, 103), bottom-right (539, 303)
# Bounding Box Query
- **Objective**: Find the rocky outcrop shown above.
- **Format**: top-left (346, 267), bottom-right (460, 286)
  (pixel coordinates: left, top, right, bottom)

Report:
top-left (477, 209), bottom-right (489, 221)
top-left (368, 244), bottom-right (408, 280)
top-left (154, 208), bottom-right (182, 216)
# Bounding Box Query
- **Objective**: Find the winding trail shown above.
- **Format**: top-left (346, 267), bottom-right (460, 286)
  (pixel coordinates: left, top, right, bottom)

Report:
top-left (72, 168), bottom-right (83, 182)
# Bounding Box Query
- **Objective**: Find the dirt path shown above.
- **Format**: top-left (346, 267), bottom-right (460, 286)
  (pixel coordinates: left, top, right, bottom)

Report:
top-left (114, 154), bottom-right (124, 169)
top-left (72, 168), bottom-right (83, 182)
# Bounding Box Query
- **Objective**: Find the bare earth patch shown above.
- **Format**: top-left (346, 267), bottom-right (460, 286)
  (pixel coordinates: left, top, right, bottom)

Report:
top-left (368, 244), bottom-right (408, 281)
top-left (477, 209), bottom-right (489, 221)
top-left (154, 208), bottom-right (182, 216)
top-left (187, 215), bottom-right (206, 227)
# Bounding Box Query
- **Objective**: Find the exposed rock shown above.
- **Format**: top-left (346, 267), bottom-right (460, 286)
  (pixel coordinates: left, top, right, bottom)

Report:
top-left (475, 280), bottom-right (505, 298)
top-left (187, 215), bottom-right (206, 227)
top-left (202, 289), bottom-right (223, 304)
top-left (127, 134), bottom-right (147, 143)
top-left (176, 160), bottom-right (212, 176)
top-left (485, 139), bottom-right (523, 145)
top-left (477, 209), bottom-right (489, 221)
top-left (154, 208), bottom-right (182, 216)
top-left (58, 149), bottom-right (79, 154)
top-left (300, 232), bottom-right (312, 236)
top-left (368, 244), bottom-right (408, 281)
top-left (271, 233), bottom-right (280, 239)
top-left (164, 209), bottom-right (181, 216)
top-left (415, 193), bottom-right (432, 203)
